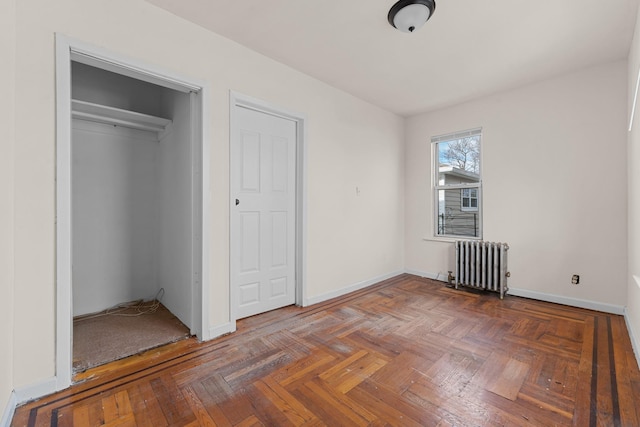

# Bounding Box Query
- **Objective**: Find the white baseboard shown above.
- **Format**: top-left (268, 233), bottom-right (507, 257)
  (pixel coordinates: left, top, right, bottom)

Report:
top-left (508, 288), bottom-right (625, 315)
top-left (0, 391), bottom-right (16, 427)
top-left (404, 268), bottom-right (450, 283)
top-left (207, 322), bottom-right (235, 341)
top-left (14, 377), bottom-right (57, 405)
top-left (304, 270), bottom-right (404, 307)
top-left (624, 308), bottom-right (640, 371)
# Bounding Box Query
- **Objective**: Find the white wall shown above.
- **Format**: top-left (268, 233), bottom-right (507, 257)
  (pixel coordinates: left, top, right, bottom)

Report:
top-left (627, 5), bottom-right (640, 367)
top-left (11, 0), bottom-right (404, 391)
top-left (405, 61), bottom-right (628, 310)
top-left (158, 90), bottom-right (193, 329)
top-left (72, 121), bottom-right (160, 316)
top-left (0, 0), bottom-right (16, 420)
top-left (304, 96), bottom-right (405, 300)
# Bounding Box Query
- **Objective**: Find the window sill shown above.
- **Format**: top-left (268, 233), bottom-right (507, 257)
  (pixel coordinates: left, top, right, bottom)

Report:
top-left (422, 236), bottom-right (482, 243)
top-left (422, 236), bottom-right (457, 243)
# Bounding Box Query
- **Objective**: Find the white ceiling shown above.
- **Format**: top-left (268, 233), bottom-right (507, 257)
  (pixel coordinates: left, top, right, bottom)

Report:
top-left (146, 0), bottom-right (639, 116)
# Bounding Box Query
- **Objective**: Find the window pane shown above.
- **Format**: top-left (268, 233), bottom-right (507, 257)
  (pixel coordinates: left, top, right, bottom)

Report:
top-left (437, 189), bottom-right (480, 237)
top-left (437, 137), bottom-right (480, 184)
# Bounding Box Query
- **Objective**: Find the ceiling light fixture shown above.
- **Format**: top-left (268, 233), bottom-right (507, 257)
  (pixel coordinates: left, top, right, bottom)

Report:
top-left (388, 0), bottom-right (436, 33)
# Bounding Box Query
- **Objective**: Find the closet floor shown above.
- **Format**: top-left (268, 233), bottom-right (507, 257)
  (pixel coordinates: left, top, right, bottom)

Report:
top-left (73, 302), bottom-right (190, 373)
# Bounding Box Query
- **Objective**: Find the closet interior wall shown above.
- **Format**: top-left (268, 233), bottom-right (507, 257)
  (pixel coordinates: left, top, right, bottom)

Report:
top-left (71, 62), bottom-right (193, 330)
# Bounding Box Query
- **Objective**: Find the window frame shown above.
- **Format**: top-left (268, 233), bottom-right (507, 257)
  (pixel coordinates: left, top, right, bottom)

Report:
top-left (432, 128), bottom-right (483, 240)
top-left (460, 188), bottom-right (478, 212)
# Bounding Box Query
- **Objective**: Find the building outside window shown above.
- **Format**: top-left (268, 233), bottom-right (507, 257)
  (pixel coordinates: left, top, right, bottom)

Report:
top-left (433, 128), bottom-right (482, 238)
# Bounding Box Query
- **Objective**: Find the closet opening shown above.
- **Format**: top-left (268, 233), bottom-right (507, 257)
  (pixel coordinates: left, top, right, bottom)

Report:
top-left (69, 61), bottom-right (199, 373)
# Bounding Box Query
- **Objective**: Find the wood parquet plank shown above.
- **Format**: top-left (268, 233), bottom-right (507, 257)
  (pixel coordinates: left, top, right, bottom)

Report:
top-left (197, 378), bottom-right (253, 426)
top-left (233, 415), bottom-right (263, 427)
top-left (123, 383), bottom-right (165, 427)
top-left (181, 386), bottom-right (219, 427)
top-left (352, 380), bottom-right (441, 426)
top-left (222, 350), bottom-right (291, 389)
top-left (71, 406), bottom-right (89, 427)
top-left (252, 377), bottom-right (316, 426)
top-left (188, 382), bottom-right (232, 427)
top-left (302, 378), bottom-right (376, 425)
top-left (405, 379), bottom-right (490, 426)
top-left (10, 274), bottom-right (640, 426)
top-left (272, 351), bottom-right (336, 388)
top-left (150, 374), bottom-right (196, 425)
top-left (369, 350), bottom-right (436, 394)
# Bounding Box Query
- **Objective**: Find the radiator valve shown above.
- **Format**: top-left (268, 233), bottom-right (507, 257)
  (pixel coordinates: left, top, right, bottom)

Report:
top-left (447, 271), bottom-right (454, 284)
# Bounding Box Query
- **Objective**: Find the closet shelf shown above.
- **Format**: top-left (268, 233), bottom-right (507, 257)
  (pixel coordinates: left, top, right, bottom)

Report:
top-left (72, 100), bottom-right (172, 134)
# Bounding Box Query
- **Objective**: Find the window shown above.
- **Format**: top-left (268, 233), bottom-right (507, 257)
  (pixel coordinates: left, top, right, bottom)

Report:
top-left (461, 188), bottom-right (478, 211)
top-left (433, 128), bottom-right (482, 238)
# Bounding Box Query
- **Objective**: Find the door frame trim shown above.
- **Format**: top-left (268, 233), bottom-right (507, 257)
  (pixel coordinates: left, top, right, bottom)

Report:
top-left (229, 91), bottom-right (307, 328)
top-left (55, 34), bottom-right (211, 390)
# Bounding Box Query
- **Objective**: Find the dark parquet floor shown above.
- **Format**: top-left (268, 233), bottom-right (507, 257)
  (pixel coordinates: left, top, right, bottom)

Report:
top-left (11, 274), bottom-right (640, 426)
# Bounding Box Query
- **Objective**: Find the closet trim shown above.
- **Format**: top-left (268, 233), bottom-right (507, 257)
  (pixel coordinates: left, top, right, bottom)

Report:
top-left (52, 33), bottom-right (212, 400)
top-left (71, 51), bottom-right (200, 93)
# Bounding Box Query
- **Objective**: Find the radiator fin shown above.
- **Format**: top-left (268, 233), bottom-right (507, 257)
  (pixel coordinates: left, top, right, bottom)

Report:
top-left (455, 240), bottom-right (509, 299)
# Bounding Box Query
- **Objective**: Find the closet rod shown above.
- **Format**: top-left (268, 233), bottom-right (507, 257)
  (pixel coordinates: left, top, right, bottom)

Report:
top-left (71, 99), bottom-right (172, 134)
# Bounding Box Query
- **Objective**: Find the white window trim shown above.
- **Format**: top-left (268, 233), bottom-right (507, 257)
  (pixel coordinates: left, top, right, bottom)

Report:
top-left (432, 128), bottom-right (483, 240)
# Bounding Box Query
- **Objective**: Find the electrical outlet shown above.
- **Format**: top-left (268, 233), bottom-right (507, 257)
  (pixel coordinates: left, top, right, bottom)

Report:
top-left (571, 274), bottom-right (580, 285)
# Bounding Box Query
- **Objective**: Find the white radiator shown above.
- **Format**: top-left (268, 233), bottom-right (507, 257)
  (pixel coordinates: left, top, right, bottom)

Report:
top-left (455, 240), bottom-right (510, 299)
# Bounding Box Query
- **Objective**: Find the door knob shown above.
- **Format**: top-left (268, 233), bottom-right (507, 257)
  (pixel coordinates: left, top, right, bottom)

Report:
top-left (235, 199), bottom-right (240, 206)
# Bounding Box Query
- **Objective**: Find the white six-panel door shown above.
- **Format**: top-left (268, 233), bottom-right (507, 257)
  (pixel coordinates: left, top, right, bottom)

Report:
top-left (231, 106), bottom-right (297, 319)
